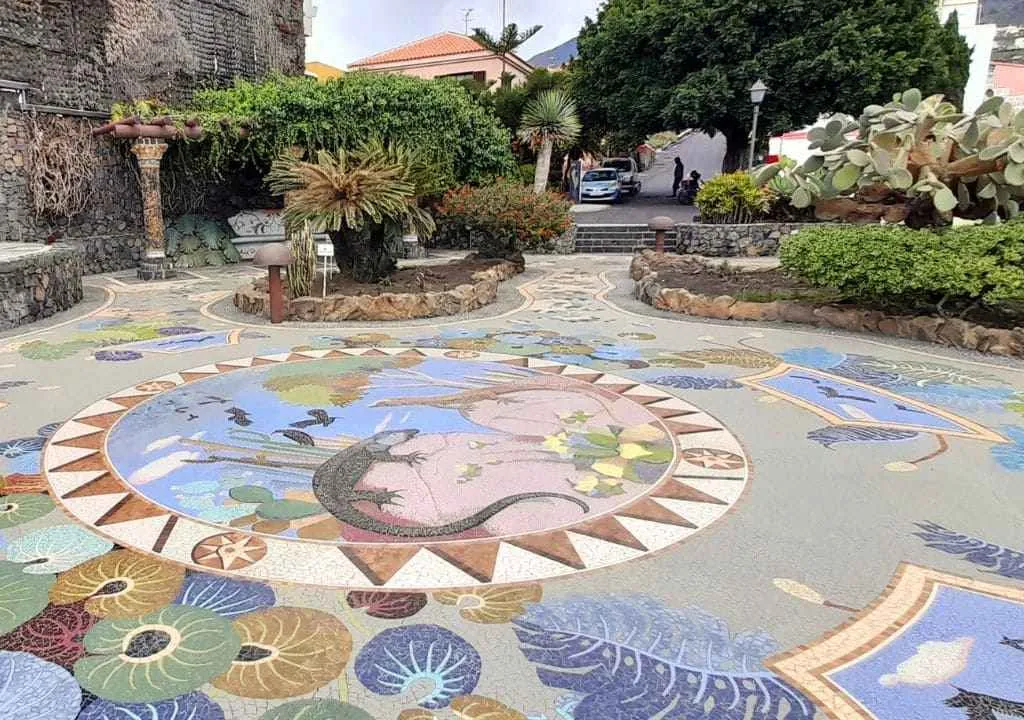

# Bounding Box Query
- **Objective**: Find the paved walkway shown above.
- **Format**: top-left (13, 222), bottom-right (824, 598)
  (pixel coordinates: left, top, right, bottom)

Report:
top-left (1, 254), bottom-right (1022, 719)
top-left (571, 132), bottom-right (727, 225)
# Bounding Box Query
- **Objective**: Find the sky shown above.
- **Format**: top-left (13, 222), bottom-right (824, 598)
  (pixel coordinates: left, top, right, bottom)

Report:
top-left (306, 0), bottom-right (602, 68)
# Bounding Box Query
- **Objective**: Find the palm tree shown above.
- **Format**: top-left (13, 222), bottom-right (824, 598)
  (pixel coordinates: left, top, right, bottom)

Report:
top-left (267, 139), bottom-right (437, 282)
top-left (518, 89), bottom-right (582, 194)
top-left (472, 23), bottom-right (542, 89)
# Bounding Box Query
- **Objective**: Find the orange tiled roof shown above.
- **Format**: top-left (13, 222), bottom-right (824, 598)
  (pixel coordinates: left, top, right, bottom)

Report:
top-left (349, 32), bottom-right (485, 68)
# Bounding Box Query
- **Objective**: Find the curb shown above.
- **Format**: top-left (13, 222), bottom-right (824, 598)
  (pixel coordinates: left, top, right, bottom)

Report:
top-left (630, 250), bottom-right (1024, 358)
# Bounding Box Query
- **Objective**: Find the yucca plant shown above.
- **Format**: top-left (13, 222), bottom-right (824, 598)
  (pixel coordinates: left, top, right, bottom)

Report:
top-left (519, 89), bottom-right (582, 194)
top-left (267, 139), bottom-right (438, 282)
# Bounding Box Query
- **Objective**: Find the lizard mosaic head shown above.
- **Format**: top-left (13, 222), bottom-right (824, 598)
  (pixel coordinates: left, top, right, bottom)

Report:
top-left (368, 429), bottom-right (420, 449)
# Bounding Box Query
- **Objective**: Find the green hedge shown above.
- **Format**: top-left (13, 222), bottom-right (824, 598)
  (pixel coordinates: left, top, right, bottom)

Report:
top-left (176, 73), bottom-right (517, 191)
top-left (780, 223), bottom-right (1024, 309)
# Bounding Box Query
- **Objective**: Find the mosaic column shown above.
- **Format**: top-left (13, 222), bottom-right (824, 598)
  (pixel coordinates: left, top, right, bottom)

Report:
top-left (131, 139), bottom-right (175, 281)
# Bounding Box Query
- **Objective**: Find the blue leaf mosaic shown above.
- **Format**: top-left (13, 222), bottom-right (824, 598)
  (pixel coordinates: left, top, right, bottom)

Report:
top-left (991, 426), bottom-right (1024, 471)
top-left (78, 692), bottom-right (225, 720)
top-left (355, 624), bottom-right (481, 709)
top-left (897, 383), bottom-right (1016, 412)
top-left (650, 375), bottom-right (742, 390)
top-left (512, 596), bottom-right (815, 720)
top-left (779, 347), bottom-right (846, 369)
top-left (914, 522), bottom-right (1024, 580)
top-left (807, 426), bottom-right (919, 448)
top-left (174, 573), bottom-right (276, 618)
top-left (0, 436), bottom-right (45, 458)
top-left (0, 650), bottom-right (80, 720)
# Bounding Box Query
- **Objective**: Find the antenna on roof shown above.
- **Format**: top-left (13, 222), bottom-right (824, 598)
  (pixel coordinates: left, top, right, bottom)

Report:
top-left (461, 8), bottom-right (474, 34)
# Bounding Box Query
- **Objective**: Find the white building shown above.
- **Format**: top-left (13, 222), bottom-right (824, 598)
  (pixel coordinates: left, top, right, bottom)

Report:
top-left (936, 0), bottom-right (997, 111)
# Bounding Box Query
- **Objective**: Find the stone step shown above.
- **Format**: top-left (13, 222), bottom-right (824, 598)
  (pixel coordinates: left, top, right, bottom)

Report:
top-left (574, 237), bottom-right (659, 254)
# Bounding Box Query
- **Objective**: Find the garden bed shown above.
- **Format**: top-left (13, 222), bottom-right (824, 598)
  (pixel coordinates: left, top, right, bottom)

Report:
top-left (631, 251), bottom-right (1024, 357)
top-left (234, 255), bottom-right (523, 322)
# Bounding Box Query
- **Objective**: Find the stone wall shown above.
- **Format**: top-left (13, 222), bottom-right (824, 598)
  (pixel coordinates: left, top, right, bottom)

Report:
top-left (0, 106), bottom-right (144, 273)
top-left (994, 26), bottom-right (1023, 65)
top-left (235, 259), bottom-right (524, 322)
top-left (0, 0), bottom-right (305, 272)
top-left (0, 243), bottom-right (83, 329)
top-left (674, 223), bottom-right (828, 257)
top-left (0, 0), bottom-right (305, 108)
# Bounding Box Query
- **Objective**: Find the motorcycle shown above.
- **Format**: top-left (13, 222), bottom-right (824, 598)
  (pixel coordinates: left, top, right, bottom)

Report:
top-left (676, 175), bottom-right (702, 205)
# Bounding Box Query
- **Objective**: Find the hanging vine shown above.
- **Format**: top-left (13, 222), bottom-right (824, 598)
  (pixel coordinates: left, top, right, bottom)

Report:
top-left (24, 115), bottom-right (99, 220)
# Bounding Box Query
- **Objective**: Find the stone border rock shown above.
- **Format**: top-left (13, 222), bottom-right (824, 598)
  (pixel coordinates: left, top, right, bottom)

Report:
top-left (674, 222), bottom-right (829, 257)
top-left (0, 243), bottom-right (83, 330)
top-left (234, 257), bottom-right (524, 322)
top-left (631, 251), bottom-right (1024, 357)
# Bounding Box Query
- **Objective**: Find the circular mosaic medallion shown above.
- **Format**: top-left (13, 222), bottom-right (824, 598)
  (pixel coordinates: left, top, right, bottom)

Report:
top-left (43, 348), bottom-right (748, 589)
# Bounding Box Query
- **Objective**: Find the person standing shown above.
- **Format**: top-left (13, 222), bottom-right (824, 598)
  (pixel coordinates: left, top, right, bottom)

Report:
top-left (672, 157), bottom-right (685, 198)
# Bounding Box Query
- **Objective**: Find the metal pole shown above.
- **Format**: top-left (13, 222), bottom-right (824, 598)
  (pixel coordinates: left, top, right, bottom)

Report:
top-left (502, 0), bottom-right (508, 87)
top-left (268, 266), bottom-right (285, 324)
top-left (748, 103), bottom-right (761, 169)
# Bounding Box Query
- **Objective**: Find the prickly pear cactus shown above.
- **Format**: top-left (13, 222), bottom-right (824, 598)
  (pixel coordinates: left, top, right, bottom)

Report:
top-left (754, 90), bottom-right (1024, 224)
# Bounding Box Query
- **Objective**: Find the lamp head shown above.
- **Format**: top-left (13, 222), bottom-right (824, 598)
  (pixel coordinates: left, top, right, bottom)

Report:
top-left (750, 79), bottom-right (768, 105)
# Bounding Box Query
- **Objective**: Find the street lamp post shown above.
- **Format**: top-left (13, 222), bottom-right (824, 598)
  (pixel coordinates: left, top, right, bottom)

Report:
top-left (748, 79), bottom-right (769, 169)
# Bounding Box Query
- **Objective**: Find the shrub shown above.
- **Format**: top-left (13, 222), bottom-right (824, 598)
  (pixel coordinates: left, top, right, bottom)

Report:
top-left (148, 73), bottom-right (516, 193)
top-left (780, 222), bottom-right (1024, 310)
top-left (695, 172), bottom-right (771, 224)
top-left (518, 163), bottom-right (537, 186)
top-left (434, 179), bottom-right (573, 257)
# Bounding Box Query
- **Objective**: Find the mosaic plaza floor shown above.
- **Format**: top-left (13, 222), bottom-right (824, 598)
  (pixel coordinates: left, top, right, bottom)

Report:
top-left (1, 255), bottom-right (1024, 719)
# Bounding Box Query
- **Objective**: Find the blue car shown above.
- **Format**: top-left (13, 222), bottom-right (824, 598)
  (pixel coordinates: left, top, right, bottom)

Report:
top-left (580, 168), bottom-right (622, 203)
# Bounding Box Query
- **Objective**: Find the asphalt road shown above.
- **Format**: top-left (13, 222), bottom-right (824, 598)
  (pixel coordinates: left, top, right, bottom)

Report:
top-left (572, 131), bottom-right (727, 224)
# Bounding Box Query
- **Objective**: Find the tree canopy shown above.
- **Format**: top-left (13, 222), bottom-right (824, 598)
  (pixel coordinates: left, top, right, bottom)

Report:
top-left (571, 0), bottom-right (971, 169)
top-left (173, 73), bottom-right (516, 191)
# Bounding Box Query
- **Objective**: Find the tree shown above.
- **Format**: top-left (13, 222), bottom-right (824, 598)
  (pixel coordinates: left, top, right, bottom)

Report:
top-left (492, 68), bottom-right (571, 136)
top-left (177, 73), bottom-right (516, 192)
top-left (267, 140), bottom-right (436, 282)
top-left (571, 0), bottom-right (971, 171)
top-left (518, 89), bottom-right (582, 194)
top-left (472, 23), bottom-right (542, 89)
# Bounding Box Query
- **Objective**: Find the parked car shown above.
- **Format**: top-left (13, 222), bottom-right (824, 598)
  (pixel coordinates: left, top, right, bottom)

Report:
top-left (580, 168), bottom-right (622, 203)
top-left (601, 157), bottom-right (641, 196)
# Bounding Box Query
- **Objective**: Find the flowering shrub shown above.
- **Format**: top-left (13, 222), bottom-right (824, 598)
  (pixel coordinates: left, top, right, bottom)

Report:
top-left (434, 179), bottom-right (573, 257)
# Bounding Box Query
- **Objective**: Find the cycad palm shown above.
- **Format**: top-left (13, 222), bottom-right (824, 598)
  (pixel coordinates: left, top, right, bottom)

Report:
top-left (267, 139), bottom-right (436, 282)
top-left (472, 23), bottom-right (542, 88)
top-left (518, 89), bottom-right (582, 194)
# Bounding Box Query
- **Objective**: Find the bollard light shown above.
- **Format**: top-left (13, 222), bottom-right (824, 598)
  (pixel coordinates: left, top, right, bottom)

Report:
top-left (253, 243), bottom-right (293, 324)
top-left (648, 216), bottom-right (675, 254)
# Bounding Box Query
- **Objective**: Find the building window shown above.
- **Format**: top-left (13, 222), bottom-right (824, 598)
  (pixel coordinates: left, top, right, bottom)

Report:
top-left (440, 71), bottom-right (486, 83)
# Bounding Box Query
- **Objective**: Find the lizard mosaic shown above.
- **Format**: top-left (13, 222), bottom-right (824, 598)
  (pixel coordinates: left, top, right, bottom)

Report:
top-left (312, 429), bottom-right (590, 538)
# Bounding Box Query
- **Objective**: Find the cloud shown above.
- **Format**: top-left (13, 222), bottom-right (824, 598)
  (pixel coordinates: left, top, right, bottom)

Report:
top-left (144, 435), bottom-right (182, 454)
top-left (128, 451), bottom-right (201, 486)
top-left (879, 637), bottom-right (974, 688)
top-left (308, 0), bottom-right (601, 67)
